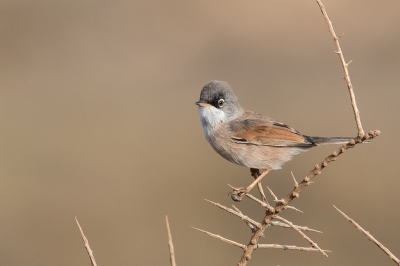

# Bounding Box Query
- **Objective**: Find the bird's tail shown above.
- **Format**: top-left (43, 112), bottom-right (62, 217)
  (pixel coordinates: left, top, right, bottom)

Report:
top-left (306, 136), bottom-right (355, 146)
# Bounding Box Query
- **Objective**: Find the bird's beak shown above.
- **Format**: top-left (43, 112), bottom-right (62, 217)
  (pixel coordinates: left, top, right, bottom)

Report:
top-left (195, 101), bottom-right (210, 107)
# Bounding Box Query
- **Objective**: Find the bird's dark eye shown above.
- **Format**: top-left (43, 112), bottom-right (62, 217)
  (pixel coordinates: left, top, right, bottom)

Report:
top-left (218, 99), bottom-right (225, 108)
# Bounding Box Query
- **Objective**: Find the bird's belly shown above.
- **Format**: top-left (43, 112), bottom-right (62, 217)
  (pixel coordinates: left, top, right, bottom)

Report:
top-left (207, 134), bottom-right (308, 170)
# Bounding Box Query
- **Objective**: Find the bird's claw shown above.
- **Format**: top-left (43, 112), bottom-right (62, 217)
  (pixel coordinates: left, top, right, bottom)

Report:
top-left (230, 187), bottom-right (248, 202)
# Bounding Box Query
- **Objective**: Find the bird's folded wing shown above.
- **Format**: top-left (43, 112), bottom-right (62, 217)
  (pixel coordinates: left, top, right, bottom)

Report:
top-left (230, 118), bottom-right (314, 147)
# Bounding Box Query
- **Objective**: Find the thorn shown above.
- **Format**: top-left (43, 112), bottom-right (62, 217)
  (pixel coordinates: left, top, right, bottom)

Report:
top-left (232, 205), bottom-right (240, 212)
top-left (204, 198), bottom-right (217, 205)
top-left (192, 226), bottom-right (246, 249)
top-left (284, 205), bottom-right (304, 213)
top-left (227, 184), bottom-right (236, 189)
top-left (304, 180), bottom-right (314, 186)
top-left (75, 217), bottom-right (98, 266)
top-left (267, 186), bottom-right (278, 201)
top-left (346, 60), bottom-right (353, 67)
top-left (291, 171), bottom-right (298, 187)
top-left (245, 193), bottom-right (275, 212)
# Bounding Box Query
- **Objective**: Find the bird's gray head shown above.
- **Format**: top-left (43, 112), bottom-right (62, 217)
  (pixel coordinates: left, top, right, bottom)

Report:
top-left (196, 81), bottom-right (243, 131)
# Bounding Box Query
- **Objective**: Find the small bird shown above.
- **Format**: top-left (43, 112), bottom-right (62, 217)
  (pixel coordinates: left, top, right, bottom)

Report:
top-left (196, 80), bottom-right (353, 201)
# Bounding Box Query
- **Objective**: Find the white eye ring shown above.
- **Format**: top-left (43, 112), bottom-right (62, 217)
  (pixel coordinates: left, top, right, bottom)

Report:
top-left (218, 99), bottom-right (224, 107)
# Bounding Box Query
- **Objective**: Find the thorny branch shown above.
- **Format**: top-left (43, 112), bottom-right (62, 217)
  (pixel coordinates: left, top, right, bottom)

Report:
top-left (257, 244), bottom-right (331, 253)
top-left (76, 217), bottom-right (98, 266)
top-left (333, 206), bottom-right (400, 266)
top-left (316, 0), bottom-right (364, 137)
top-left (166, 216), bottom-right (177, 266)
top-left (236, 130), bottom-right (379, 266)
top-left (274, 216), bottom-right (327, 257)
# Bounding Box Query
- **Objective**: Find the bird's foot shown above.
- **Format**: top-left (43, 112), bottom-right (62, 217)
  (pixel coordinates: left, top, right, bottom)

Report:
top-left (230, 169), bottom-right (271, 202)
top-left (230, 187), bottom-right (248, 202)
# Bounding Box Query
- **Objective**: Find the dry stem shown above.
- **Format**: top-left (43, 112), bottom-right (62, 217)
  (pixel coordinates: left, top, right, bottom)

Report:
top-left (333, 206), bottom-right (400, 265)
top-left (192, 227), bottom-right (246, 249)
top-left (257, 244), bottom-right (331, 253)
top-left (205, 199), bottom-right (261, 229)
top-left (274, 216), bottom-right (327, 257)
top-left (75, 217), bottom-right (98, 266)
top-left (316, 0), bottom-right (364, 137)
top-left (270, 221), bottom-right (322, 233)
top-left (165, 215), bottom-right (177, 266)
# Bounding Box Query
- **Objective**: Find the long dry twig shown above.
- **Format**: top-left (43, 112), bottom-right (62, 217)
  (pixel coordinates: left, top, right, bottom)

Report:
top-left (192, 226), bottom-right (328, 253)
top-left (165, 216), bottom-right (177, 266)
top-left (244, 192), bottom-right (275, 212)
top-left (316, 0), bottom-right (364, 137)
top-left (257, 243), bottom-right (331, 253)
top-left (192, 227), bottom-right (246, 249)
top-left (204, 199), bottom-right (321, 233)
top-left (75, 217), bottom-right (98, 266)
top-left (269, 221), bottom-right (322, 233)
top-left (274, 216), bottom-right (327, 257)
top-left (333, 206), bottom-right (400, 266)
top-left (205, 199), bottom-right (261, 229)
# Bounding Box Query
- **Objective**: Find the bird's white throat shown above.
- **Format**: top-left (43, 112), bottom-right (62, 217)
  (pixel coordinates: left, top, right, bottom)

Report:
top-left (198, 106), bottom-right (227, 139)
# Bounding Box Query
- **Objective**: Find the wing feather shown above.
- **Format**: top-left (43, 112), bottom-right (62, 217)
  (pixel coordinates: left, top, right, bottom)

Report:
top-left (229, 113), bottom-right (314, 147)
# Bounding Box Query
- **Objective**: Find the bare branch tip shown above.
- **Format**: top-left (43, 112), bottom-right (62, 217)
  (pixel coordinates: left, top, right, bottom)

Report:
top-left (75, 217), bottom-right (98, 266)
top-left (266, 186), bottom-right (278, 201)
top-left (291, 171), bottom-right (299, 187)
top-left (284, 205), bottom-right (304, 213)
top-left (370, 130), bottom-right (381, 136)
top-left (275, 216), bottom-right (328, 257)
top-left (191, 226), bottom-right (205, 233)
top-left (333, 205), bottom-right (347, 219)
top-left (204, 198), bottom-right (215, 204)
top-left (165, 215), bottom-right (177, 266)
top-left (227, 184), bottom-right (236, 189)
top-left (346, 59), bottom-right (353, 66)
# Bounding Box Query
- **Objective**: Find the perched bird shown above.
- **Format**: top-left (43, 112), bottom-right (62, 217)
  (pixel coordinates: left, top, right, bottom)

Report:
top-left (196, 80), bottom-right (353, 200)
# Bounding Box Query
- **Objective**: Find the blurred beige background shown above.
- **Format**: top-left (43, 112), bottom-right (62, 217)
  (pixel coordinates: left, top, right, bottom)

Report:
top-left (1, 0), bottom-right (399, 265)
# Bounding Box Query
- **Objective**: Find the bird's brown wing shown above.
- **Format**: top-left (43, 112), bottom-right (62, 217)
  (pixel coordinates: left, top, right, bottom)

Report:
top-left (229, 116), bottom-right (315, 147)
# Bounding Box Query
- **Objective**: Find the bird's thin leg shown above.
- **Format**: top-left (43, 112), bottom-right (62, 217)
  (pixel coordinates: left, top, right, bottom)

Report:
top-left (250, 168), bottom-right (269, 204)
top-left (231, 169), bottom-right (271, 202)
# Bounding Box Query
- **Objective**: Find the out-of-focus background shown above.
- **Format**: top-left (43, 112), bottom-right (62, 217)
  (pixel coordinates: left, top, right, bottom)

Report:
top-left (1, 0), bottom-right (399, 265)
